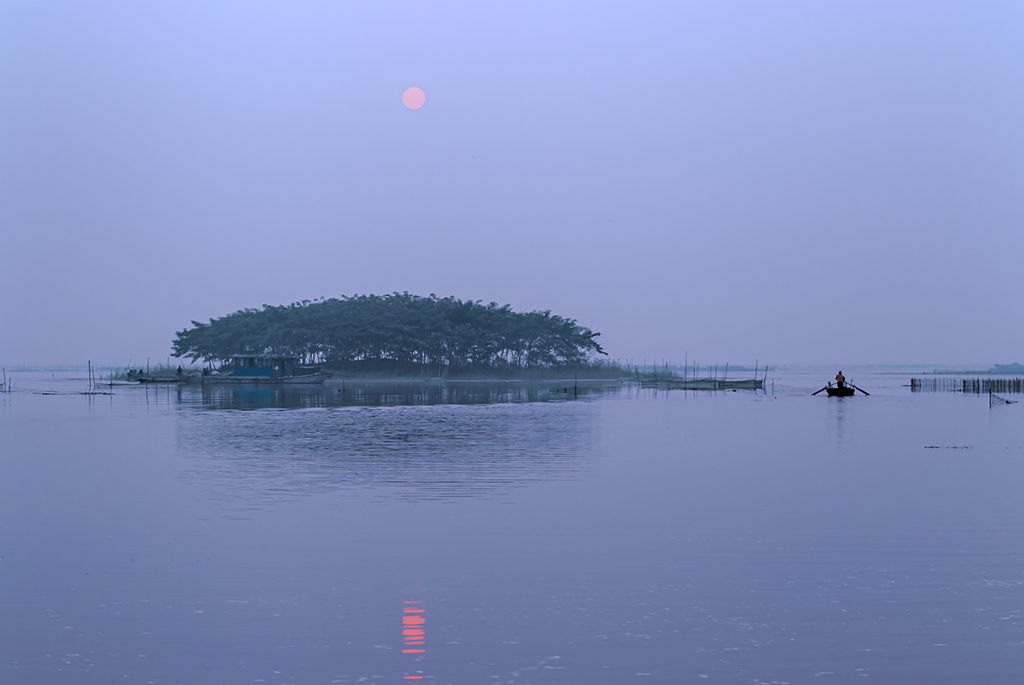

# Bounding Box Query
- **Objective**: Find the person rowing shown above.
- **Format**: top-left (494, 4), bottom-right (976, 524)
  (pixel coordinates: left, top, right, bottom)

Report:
top-left (814, 372), bottom-right (868, 396)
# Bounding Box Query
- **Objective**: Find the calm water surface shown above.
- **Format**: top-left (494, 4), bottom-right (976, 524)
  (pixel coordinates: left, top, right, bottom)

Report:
top-left (2, 371), bottom-right (1023, 684)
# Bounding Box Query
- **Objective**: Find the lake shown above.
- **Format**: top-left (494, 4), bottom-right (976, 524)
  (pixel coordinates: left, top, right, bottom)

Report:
top-left (2, 369), bottom-right (1023, 684)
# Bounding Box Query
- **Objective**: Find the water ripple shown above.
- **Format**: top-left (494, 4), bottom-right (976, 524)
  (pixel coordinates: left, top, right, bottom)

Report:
top-left (176, 402), bottom-right (595, 501)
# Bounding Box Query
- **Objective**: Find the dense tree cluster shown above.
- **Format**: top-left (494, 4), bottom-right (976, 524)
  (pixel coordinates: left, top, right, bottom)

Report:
top-left (172, 293), bottom-right (606, 372)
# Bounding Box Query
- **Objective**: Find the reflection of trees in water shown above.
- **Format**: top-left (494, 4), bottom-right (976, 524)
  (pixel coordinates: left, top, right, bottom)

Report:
top-left (183, 382), bottom-right (623, 411)
top-left (177, 402), bottom-right (596, 501)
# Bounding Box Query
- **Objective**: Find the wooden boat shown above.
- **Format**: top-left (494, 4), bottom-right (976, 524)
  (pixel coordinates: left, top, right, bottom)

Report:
top-left (127, 370), bottom-right (184, 384)
top-left (813, 378), bottom-right (868, 397)
top-left (189, 355), bottom-right (332, 385)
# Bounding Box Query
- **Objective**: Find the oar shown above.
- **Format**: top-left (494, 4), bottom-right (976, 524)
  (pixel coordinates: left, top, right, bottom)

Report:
top-left (811, 386), bottom-right (829, 396)
top-left (850, 383), bottom-right (870, 396)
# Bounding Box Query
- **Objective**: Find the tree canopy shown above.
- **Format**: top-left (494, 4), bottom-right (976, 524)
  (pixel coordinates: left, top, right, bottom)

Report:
top-left (172, 293), bottom-right (606, 371)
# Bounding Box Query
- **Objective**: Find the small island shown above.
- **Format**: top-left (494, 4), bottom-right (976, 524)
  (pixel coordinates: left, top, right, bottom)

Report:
top-left (991, 363), bottom-right (1024, 375)
top-left (172, 293), bottom-right (616, 379)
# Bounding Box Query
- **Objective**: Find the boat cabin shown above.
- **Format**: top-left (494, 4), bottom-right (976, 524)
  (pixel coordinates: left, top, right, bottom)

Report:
top-left (230, 355), bottom-right (300, 378)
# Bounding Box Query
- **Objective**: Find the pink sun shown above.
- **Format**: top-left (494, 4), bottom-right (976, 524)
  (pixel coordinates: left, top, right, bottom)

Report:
top-left (402, 87), bottom-right (426, 110)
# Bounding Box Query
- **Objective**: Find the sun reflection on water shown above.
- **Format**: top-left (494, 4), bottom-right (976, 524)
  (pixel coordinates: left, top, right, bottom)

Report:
top-left (402, 600), bottom-right (425, 679)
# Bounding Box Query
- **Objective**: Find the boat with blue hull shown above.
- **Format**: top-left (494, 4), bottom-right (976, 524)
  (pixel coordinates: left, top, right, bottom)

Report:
top-left (188, 355), bottom-right (332, 385)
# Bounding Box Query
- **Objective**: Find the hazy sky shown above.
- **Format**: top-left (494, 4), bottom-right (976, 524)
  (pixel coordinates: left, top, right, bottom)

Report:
top-left (2, 2), bottom-right (1022, 367)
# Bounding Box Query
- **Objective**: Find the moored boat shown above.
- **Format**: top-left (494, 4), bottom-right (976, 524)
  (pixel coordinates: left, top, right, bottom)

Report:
top-left (189, 355), bottom-right (332, 385)
top-left (127, 370), bottom-right (185, 384)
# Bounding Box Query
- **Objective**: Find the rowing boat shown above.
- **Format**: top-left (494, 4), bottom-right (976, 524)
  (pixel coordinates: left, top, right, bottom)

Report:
top-left (813, 380), bottom-right (869, 397)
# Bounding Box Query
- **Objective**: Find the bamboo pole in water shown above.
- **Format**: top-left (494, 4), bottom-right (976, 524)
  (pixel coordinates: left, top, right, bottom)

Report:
top-left (910, 377), bottom-right (1024, 393)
